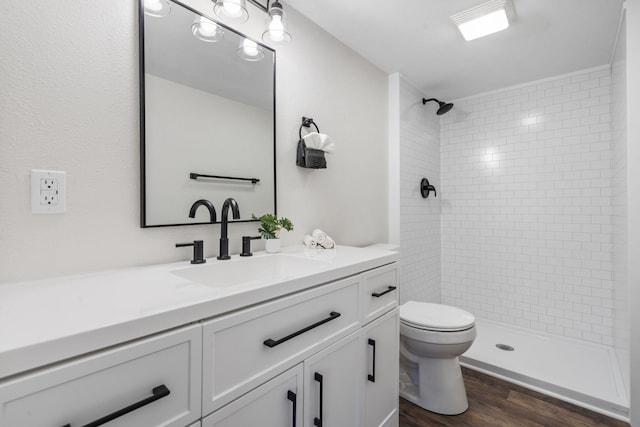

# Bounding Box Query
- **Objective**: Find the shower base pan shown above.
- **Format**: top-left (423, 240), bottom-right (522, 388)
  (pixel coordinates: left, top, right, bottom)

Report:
top-left (460, 318), bottom-right (629, 422)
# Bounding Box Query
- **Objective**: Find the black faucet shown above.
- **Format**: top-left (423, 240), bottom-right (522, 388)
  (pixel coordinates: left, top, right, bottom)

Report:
top-left (189, 199), bottom-right (217, 223)
top-left (218, 198), bottom-right (240, 260)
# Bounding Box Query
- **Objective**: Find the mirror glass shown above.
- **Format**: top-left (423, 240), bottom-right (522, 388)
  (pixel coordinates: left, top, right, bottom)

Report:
top-left (140, 0), bottom-right (275, 227)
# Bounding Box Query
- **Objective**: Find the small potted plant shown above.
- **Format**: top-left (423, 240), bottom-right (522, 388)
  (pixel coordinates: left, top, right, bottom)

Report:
top-left (252, 214), bottom-right (294, 253)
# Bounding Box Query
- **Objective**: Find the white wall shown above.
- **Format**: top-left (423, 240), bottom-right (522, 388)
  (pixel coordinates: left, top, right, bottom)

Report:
top-left (440, 67), bottom-right (615, 345)
top-left (610, 8), bottom-right (630, 400)
top-left (626, 0), bottom-right (640, 424)
top-left (394, 75), bottom-right (441, 304)
top-left (0, 0), bottom-right (388, 282)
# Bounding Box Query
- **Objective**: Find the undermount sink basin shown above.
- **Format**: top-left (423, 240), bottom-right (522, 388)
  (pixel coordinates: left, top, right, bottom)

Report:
top-left (170, 254), bottom-right (329, 288)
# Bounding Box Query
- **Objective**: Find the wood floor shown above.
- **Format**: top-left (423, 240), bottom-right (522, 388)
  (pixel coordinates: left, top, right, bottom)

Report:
top-left (399, 367), bottom-right (629, 427)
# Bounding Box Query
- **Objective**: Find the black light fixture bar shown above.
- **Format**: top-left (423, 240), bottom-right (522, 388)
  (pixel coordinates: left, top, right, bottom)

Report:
top-left (190, 173), bottom-right (260, 184)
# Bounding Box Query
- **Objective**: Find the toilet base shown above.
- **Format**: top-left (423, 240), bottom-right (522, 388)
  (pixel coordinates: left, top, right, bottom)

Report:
top-left (399, 356), bottom-right (469, 415)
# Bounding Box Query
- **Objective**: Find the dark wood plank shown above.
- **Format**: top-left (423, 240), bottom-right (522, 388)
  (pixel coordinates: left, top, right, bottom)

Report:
top-left (399, 367), bottom-right (629, 427)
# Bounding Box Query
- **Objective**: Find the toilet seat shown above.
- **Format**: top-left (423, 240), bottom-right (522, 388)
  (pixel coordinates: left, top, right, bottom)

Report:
top-left (400, 301), bottom-right (475, 332)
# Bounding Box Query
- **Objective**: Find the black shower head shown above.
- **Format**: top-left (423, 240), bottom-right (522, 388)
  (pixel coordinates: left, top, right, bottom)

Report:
top-left (422, 98), bottom-right (454, 115)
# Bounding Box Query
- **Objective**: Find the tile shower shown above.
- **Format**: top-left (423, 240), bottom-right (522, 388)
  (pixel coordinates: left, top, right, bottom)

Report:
top-left (396, 56), bottom-right (629, 419)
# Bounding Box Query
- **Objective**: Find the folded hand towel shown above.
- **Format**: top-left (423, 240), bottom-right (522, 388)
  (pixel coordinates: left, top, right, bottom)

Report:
top-left (320, 237), bottom-right (335, 249)
top-left (319, 134), bottom-right (335, 153)
top-left (303, 235), bottom-right (318, 248)
top-left (303, 132), bottom-right (335, 153)
top-left (302, 132), bottom-right (323, 150)
top-left (311, 229), bottom-right (328, 245)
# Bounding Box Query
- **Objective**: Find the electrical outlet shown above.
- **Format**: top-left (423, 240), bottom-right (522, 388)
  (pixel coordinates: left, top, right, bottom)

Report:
top-left (40, 178), bottom-right (58, 191)
top-left (31, 170), bottom-right (66, 214)
top-left (40, 190), bottom-right (58, 205)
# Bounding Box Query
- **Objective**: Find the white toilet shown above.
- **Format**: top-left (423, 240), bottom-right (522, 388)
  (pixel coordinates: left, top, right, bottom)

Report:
top-left (399, 301), bottom-right (476, 415)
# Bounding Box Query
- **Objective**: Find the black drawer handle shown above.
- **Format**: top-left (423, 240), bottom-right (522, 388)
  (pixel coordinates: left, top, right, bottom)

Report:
top-left (263, 312), bottom-right (341, 348)
top-left (372, 286), bottom-right (396, 298)
top-left (61, 384), bottom-right (170, 427)
top-left (287, 390), bottom-right (297, 427)
top-left (313, 372), bottom-right (323, 427)
top-left (368, 338), bottom-right (376, 383)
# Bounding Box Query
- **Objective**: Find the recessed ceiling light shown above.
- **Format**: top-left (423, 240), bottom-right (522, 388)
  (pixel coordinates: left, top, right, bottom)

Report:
top-left (451, 0), bottom-right (516, 41)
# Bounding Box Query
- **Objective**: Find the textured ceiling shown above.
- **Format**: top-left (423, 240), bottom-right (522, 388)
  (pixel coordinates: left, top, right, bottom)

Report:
top-left (285, 0), bottom-right (624, 100)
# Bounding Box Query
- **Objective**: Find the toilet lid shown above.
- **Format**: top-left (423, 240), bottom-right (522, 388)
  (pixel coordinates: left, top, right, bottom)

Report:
top-left (400, 301), bottom-right (475, 332)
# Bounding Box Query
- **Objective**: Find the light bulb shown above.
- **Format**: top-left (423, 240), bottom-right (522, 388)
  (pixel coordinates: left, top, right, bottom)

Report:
top-left (214, 0), bottom-right (248, 23)
top-left (192, 16), bottom-right (223, 42)
top-left (262, 3), bottom-right (291, 44)
top-left (268, 16), bottom-right (284, 42)
top-left (143, 0), bottom-right (170, 17)
top-left (223, 2), bottom-right (242, 17)
top-left (242, 39), bottom-right (259, 57)
top-left (237, 38), bottom-right (264, 61)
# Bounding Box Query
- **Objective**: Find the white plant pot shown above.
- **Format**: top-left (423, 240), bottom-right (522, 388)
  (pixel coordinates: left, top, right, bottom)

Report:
top-left (265, 239), bottom-right (281, 254)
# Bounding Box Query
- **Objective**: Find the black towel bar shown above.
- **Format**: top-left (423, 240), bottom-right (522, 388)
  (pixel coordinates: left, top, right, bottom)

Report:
top-left (190, 173), bottom-right (259, 184)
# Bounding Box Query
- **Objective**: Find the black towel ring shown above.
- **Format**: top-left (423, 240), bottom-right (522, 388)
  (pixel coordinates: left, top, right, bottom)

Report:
top-left (296, 116), bottom-right (327, 169)
top-left (299, 116), bottom-right (320, 139)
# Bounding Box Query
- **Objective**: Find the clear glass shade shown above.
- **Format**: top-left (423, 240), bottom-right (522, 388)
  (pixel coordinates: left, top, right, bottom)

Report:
top-left (143, 0), bottom-right (171, 17)
top-left (237, 38), bottom-right (265, 61)
top-left (262, 2), bottom-right (291, 44)
top-left (191, 16), bottom-right (224, 42)
top-left (213, 0), bottom-right (249, 24)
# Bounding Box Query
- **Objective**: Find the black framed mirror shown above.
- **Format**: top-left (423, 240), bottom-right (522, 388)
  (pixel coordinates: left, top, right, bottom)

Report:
top-left (139, 0), bottom-right (276, 227)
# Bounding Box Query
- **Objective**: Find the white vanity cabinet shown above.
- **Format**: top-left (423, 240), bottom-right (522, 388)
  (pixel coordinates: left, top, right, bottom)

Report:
top-left (0, 325), bottom-right (202, 427)
top-left (0, 247), bottom-right (399, 427)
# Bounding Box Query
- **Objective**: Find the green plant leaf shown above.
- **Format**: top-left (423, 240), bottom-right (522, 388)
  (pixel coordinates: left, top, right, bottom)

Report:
top-left (252, 213), bottom-right (294, 239)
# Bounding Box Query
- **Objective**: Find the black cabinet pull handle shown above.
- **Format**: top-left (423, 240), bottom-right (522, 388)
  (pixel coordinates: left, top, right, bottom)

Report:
top-left (368, 339), bottom-right (377, 383)
top-left (372, 286), bottom-right (396, 298)
top-left (287, 390), bottom-right (297, 427)
top-left (61, 384), bottom-right (170, 427)
top-left (313, 372), bottom-right (323, 427)
top-left (263, 312), bottom-right (341, 348)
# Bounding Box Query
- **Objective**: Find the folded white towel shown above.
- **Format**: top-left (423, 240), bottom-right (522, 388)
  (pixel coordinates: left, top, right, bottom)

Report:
top-left (311, 229), bottom-right (328, 245)
top-left (319, 135), bottom-right (335, 153)
top-left (303, 235), bottom-right (318, 248)
top-left (303, 132), bottom-right (335, 153)
top-left (320, 237), bottom-right (335, 249)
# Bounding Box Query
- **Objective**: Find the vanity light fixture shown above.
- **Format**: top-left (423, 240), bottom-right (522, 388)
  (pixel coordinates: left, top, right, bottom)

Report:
top-left (213, 0), bottom-right (292, 44)
top-left (237, 38), bottom-right (265, 61)
top-left (191, 16), bottom-right (225, 42)
top-left (143, 0), bottom-right (171, 17)
top-left (450, 0), bottom-right (516, 41)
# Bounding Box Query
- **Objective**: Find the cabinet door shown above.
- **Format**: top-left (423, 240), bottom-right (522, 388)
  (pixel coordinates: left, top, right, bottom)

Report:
top-left (202, 364), bottom-right (302, 427)
top-left (362, 308), bottom-right (399, 427)
top-left (304, 332), bottom-right (361, 427)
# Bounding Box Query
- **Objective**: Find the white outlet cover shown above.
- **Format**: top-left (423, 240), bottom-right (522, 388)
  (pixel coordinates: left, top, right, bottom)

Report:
top-left (31, 169), bottom-right (66, 214)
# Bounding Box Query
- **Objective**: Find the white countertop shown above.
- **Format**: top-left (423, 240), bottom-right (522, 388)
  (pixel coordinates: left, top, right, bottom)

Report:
top-left (0, 245), bottom-right (399, 379)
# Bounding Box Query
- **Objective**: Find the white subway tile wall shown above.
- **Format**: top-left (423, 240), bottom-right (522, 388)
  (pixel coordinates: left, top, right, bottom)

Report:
top-left (440, 67), bottom-right (614, 344)
top-left (399, 77), bottom-right (441, 304)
